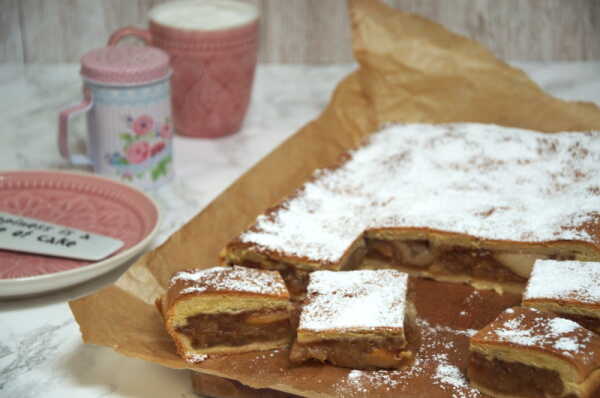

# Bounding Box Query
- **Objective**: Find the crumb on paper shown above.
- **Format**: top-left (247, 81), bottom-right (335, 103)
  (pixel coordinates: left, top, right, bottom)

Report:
top-left (185, 353), bottom-right (208, 364)
top-left (433, 361), bottom-right (479, 398)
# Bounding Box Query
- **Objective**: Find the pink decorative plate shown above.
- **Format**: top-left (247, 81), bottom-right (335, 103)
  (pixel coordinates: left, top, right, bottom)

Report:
top-left (0, 171), bottom-right (160, 298)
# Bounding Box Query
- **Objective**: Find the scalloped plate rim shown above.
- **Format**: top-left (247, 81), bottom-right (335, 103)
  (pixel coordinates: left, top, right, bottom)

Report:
top-left (0, 170), bottom-right (161, 298)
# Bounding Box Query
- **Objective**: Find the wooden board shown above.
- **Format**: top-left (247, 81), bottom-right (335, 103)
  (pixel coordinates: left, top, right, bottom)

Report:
top-left (3, 0), bottom-right (600, 63)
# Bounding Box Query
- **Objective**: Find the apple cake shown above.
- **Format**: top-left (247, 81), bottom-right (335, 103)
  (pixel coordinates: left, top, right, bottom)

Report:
top-left (222, 123), bottom-right (600, 296)
top-left (468, 306), bottom-right (600, 398)
top-left (160, 265), bottom-right (293, 361)
top-left (289, 269), bottom-right (413, 369)
top-left (523, 260), bottom-right (600, 333)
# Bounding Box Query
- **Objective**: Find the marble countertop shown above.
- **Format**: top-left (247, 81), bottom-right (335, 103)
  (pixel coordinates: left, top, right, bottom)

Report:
top-left (1, 62), bottom-right (600, 398)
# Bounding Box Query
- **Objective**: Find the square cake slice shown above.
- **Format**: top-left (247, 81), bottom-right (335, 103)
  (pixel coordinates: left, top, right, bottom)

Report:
top-left (289, 269), bottom-right (412, 369)
top-left (161, 266), bottom-right (292, 362)
top-left (468, 307), bottom-right (600, 398)
top-left (523, 260), bottom-right (600, 333)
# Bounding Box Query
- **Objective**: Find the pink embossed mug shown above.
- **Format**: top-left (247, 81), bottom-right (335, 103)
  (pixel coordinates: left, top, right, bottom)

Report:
top-left (109, 0), bottom-right (259, 138)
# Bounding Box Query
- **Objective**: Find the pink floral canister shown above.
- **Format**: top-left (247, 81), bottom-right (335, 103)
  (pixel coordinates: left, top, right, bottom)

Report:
top-left (58, 45), bottom-right (174, 190)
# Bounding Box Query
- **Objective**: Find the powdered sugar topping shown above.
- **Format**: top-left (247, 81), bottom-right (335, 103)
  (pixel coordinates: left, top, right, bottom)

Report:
top-left (170, 265), bottom-right (288, 297)
top-left (433, 363), bottom-right (474, 397)
top-left (479, 307), bottom-right (596, 360)
top-left (298, 269), bottom-right (408, 332)
top-left (525, 260), bottom-right (600, 305)
top-left (240, 123), bottom-right (600, 263)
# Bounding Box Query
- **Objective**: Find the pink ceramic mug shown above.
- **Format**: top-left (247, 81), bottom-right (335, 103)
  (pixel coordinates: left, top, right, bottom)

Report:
top-left (108, 0), bottom-right (259, 138)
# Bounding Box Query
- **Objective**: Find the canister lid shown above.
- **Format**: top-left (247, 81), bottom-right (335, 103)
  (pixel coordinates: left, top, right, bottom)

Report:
top-left (80, 45), bottom-right (170, 85)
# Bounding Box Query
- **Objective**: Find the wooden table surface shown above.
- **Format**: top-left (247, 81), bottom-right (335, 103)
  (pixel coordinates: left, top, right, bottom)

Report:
top-left (2, 0), bottom-right (599, 64)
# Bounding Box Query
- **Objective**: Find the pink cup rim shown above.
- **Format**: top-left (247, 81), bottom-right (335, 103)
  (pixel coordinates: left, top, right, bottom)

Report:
top-left (148, 17), bottom-right (259, 40)
top-left (147, 19), bottom-right (259, 54)
top-left (147, 0), bottom-right (260, 35)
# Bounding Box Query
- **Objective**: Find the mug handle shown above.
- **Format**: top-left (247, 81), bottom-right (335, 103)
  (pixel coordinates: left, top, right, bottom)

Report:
top-left (108, 26), bottom-right (152, 46)
top-left (58, 90), bottom-right (94, 165)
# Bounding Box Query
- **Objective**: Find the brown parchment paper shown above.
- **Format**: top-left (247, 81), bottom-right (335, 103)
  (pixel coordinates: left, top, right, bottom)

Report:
top-left (70, 0), bottom-right (600, 397)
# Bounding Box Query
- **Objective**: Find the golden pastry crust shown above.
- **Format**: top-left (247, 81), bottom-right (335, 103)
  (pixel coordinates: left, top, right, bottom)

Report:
top-left (164, 265), bottom-right (289, 307)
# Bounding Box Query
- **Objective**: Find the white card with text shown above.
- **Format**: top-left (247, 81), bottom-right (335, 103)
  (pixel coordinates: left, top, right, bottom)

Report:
top-left (0, 212), bottom-right (124, 261)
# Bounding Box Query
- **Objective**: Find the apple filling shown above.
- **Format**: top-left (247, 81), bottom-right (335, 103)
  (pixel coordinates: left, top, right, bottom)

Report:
top-left (467, 352), bottom-right (571, 398)
top-left (290, 336), bottom-right (410, 369)
top-left (238, 238), bottom-right (576, 295)
top-left (176, 309), bottom-right (291, 349)
top-left (365, 238), bottom-right (575, 284)
top-left (241, 260), bottom-right (310, 298)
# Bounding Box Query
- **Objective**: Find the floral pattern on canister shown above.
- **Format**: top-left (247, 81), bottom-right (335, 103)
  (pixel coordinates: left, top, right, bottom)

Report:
top-left (106, 114), bottom-right (173, 183)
